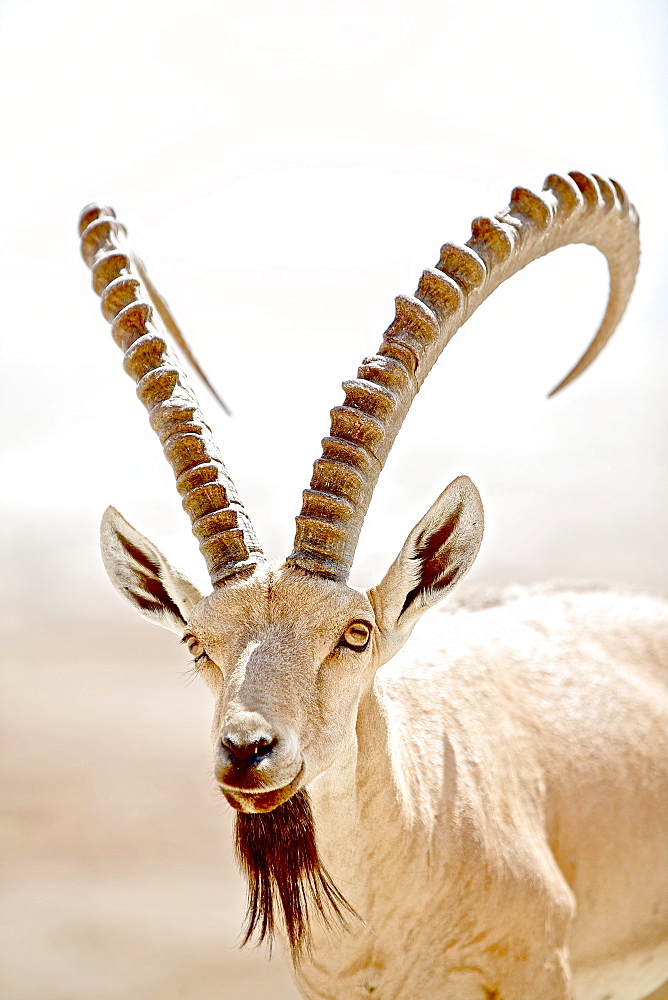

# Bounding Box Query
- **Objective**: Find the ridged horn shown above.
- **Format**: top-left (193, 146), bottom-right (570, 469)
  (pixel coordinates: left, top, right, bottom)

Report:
top-left (286, 172), bottom-right (640, 581)
top-left (79, 204), bottom-right (264, 587)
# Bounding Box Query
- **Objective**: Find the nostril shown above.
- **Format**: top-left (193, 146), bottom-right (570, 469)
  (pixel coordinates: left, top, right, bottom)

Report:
top-left (253, 738), bottom-right (276, 759)
top-left (221, 735), bottom-right (278, 764)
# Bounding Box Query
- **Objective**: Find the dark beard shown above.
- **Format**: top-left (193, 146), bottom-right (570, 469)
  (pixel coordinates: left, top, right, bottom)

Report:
top-left (233, 788), bottom-right (357, 958)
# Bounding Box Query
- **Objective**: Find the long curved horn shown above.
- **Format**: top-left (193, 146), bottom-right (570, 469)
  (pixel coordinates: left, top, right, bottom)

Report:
top-left (286, 172), bottom-right (640, 581)
top-left (79, 205), bottom-right (264, 587)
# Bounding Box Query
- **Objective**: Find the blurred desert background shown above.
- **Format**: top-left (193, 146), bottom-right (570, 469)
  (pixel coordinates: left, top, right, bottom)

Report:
top-left (0, 0), bottom-right (666, 997)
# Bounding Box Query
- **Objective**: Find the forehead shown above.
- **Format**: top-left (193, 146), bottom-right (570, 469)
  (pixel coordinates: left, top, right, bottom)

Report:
top-left (188, 562), bottom-right (374, 641)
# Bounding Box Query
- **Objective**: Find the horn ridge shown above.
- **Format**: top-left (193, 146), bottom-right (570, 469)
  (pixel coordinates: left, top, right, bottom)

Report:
top-left (508, 186), bottom-right (553, 229)
top-left (79, 204), bottom-right (264, 586)
top-left (287, 172), bottom-right (640, 580)
top-left (436, 243), bottom-right (487, 293)
top-left (467, 217), bottom-right (516, 266)
top-left (542, 173), bottom-right (583, 218)
top-left (568, 171), bottom-right (604, 209)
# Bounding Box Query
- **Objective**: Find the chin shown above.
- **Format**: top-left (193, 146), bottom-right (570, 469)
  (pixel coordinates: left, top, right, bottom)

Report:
top-left (222, 766), bottom-right (305, 813)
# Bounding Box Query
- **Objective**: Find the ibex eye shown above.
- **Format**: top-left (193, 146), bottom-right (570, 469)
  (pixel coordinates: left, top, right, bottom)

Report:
top-left (339, 621), bottom-right (372, 651)
top-left (182, 633), bottom-right (205, 660)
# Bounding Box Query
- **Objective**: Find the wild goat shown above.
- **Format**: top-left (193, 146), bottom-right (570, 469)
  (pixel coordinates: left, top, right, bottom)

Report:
top-left (79, 173), bottom-right (668, 1000)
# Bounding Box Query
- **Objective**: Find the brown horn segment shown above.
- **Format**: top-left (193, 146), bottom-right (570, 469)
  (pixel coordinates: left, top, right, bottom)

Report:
top-left (79, 204), bottom-right (264, 586)
top-left (287, 173), bottom-right (640, 581)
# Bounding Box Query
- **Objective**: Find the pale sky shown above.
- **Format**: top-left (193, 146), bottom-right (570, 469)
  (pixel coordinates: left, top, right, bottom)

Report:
top-left (1, 0), bottom-right (666, 618)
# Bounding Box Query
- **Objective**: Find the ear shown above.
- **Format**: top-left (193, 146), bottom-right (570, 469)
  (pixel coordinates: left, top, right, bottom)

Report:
top-left (100, 506), bottom-right (205, 634)
top-left (368, 476), bottom-right (484, 650)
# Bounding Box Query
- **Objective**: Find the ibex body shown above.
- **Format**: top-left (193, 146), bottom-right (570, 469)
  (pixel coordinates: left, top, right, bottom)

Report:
top-left (80, 173), bottom-right (668, 1000)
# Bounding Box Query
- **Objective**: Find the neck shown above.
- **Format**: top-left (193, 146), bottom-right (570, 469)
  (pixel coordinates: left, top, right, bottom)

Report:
top-left (307, 678), bottom-right (400, 918)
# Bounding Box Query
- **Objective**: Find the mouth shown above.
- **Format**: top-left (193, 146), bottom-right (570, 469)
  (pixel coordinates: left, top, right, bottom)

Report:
top-left (220, 764), bottom-right (305, 813)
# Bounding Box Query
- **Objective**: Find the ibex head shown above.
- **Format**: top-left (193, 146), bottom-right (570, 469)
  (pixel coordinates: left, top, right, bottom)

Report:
top-left (80, 173), bottom-right (639, 953)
